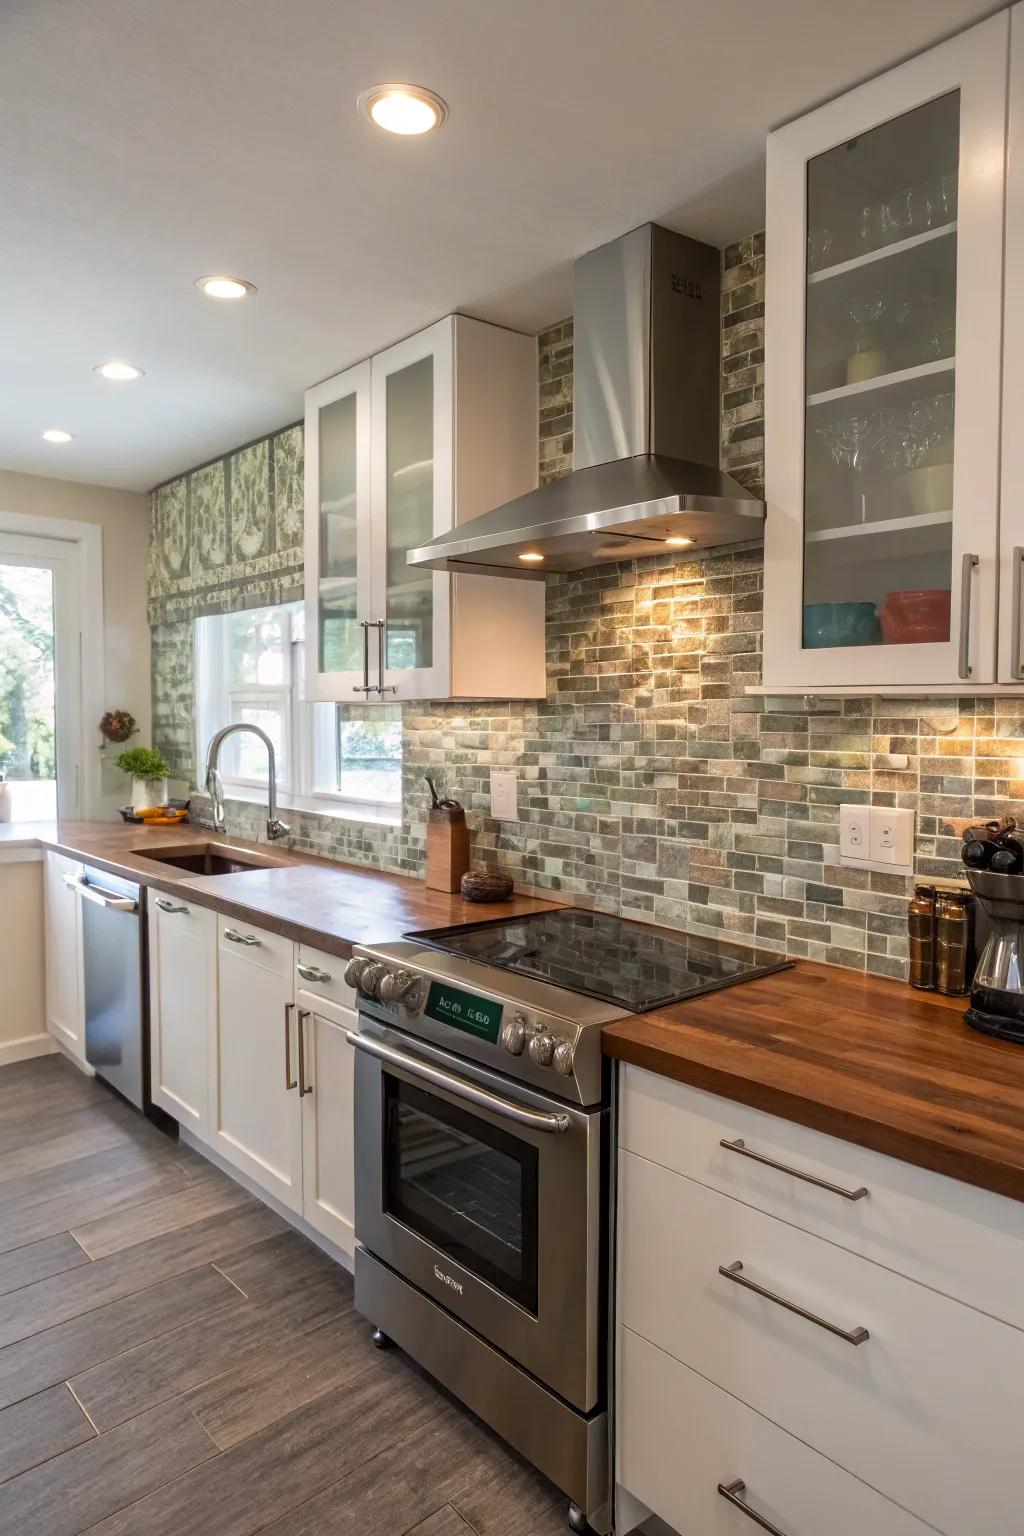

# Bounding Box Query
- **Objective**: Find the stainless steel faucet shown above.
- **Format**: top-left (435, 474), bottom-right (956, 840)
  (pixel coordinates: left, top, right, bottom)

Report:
top-left (204, 723), bottom-right (290, 842)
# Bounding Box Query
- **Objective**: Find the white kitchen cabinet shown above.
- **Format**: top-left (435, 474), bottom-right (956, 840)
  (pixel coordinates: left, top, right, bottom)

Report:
top-left (305, 313), bottom-right (545, 704)
top-left (297, 1009), bottom-right (356, 1256)
top-left (148, 893), bottom-right (216, 1139)
top-left (763, 12), bottom-right (1008, 690)
top-left (42, 849), bottom-right (86, 1066)
top-left (998, 5), bottom-right (1024, 682)
top-left (210, 918), bottom-right (303, 1214)
top-left (296, 944), bottom-right (357, 1257)
top-left (616, 1063), bottom-right (1024, 1536)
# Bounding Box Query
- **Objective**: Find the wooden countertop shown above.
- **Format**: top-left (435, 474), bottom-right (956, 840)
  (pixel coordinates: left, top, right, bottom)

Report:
top-left (603, 961), bottom-right (1024, 1203)
top-left (30, 821), bottom-right (562, 956)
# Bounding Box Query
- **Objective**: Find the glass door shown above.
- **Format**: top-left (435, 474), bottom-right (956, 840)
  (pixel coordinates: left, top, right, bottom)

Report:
top-left (303, 360), bottom-right (372, 702)
top-left (372, 319), bottom-right (453, 699)
top-left (0, 531), bottom-right (82, 820)
top-left (764, 15), bottom-right (1007, 688)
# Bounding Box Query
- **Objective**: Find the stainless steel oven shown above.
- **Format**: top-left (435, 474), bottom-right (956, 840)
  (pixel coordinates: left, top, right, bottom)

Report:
top-left (351, 1015), bottom-right (603, 1410)
top-left (344, 937), bottom-right (619, 1535)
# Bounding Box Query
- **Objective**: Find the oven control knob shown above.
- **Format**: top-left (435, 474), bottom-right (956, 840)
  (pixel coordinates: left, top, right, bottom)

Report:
top-left (499, 1014), bottom-right (528, 1055)
top-left (379, 968), bottom-right (421, 1008)
top-left (528, 1032), bottom-right (556, 1067)
top-left (358, 962), bottom-right (389, 999)
top-left (344, 956), bottom-right (370, 990)
top-left (552, 1039), bottom-right (575, 1076)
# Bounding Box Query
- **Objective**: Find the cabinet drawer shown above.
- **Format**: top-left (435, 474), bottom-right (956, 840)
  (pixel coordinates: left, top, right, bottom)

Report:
top-left (216, 914), bottom-right (291, 976)
top-left (619, 1150), bottom-right (1021, 1536)
top-left (619, 1064), bottom-right (1024, 1331)
top-left (295, 944), bottom-right (356, 1020)
top-left (150, 889), bottom-right (208, 935)
top-left (618, 1326), bottom-right (932, 1536)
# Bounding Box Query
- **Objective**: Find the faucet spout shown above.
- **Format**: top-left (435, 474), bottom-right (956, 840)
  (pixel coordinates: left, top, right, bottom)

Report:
top-left (204, 723), bottom-right (291, 842)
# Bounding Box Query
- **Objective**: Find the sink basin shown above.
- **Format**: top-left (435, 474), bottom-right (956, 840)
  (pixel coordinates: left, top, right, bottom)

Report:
top-left (135, 844), bottom-right (281, 878)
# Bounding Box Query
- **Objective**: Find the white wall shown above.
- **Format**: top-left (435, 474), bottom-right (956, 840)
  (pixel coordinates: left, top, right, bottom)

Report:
top-left (0, 859), bottom-right (48, 1065)
top-left (0, 469), bottom-right (151, 819)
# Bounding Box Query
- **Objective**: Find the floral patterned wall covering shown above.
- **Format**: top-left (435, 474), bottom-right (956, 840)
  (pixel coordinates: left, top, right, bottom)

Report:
top-left (148, 424), bottom-right (303, 626)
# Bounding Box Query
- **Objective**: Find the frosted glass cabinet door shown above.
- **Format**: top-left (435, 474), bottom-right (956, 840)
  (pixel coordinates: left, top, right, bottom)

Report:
top-left (371, 319), bottom-right (453, 700)
top-left (764, 14), bottom-right (1007, 688)
top-left (304, 360), bottom-right (372, 702)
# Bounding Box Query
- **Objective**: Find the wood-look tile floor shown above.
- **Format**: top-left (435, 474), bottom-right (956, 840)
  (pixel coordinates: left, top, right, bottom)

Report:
top-left (0, 1056), bottom-right (569, 1536)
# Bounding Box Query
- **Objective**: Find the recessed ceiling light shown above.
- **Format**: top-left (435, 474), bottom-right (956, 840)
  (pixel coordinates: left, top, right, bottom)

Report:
top-left (358, 83), bottom-right (448, 135)
top-left (41, 428), bottom-right (73, 444)
top-left (665, 535), bottom-right (694, 547)
top-left (518, 551), bottom-right (545, 563)
top-left (195, 275), bottom-right (256, 300)
top-left (95, 360), bottom-right (143, 381)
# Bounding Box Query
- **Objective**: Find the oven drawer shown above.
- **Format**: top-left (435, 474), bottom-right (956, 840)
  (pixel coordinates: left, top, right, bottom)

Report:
top-left (618, 1149), bottom-right (1021, 1536)
top-left (619, 1064), bottom-right (1024, 1331)
top-left (618, 1326), bottom-right (934, 1536)
top-left (352, 1021), bottom-right (604, 1412)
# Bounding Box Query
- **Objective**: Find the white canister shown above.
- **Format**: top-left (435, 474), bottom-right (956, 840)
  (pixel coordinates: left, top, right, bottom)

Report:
top-left (131, 776), bottom-right (168, 812)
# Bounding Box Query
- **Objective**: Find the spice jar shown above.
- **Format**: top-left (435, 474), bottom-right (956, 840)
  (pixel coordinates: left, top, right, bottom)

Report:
top-left (908, 884), bottom-right (937, 990)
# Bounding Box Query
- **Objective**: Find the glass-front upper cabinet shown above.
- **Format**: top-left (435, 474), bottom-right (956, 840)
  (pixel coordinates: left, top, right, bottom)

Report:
top-left (305, 315), bottom-right (545, 705)
top-left (371, 321), bottom-right (454, 700)
top-left (763, 13), bottom-right (1008, 689)
top-left (304, 360), bottom-right (372, 702)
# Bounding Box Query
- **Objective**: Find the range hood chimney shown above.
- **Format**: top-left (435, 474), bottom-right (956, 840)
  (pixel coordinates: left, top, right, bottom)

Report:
top-left (408, 223), bottom-right (764, 578)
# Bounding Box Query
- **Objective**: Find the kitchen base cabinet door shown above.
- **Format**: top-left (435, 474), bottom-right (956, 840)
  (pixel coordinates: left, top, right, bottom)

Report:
top-left (299, 1008), bottom-right (356, 1257)
top-left (211, 922), bottom-right (301, 1214)
top-left (148, 897), bottom-right (215, 1138)
top-left (618, 1327), bottom-right (933, 1536)
top-left (43, 850), bottom-right (85, 1064)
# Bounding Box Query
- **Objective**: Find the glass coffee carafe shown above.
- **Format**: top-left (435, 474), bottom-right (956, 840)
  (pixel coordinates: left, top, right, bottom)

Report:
top-left (965, 871), bottom-right (1024, 1043)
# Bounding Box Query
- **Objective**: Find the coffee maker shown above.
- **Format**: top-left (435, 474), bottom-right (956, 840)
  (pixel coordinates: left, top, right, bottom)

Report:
top-left (965, 870), bottom-right (1024, 1044)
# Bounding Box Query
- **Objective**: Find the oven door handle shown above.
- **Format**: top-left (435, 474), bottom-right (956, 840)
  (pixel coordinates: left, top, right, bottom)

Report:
top-left (346, 1030), bottom-right (572, 1134)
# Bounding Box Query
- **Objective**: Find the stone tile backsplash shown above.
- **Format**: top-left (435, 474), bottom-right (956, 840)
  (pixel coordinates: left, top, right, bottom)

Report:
top-left (154, 234), bottom-right (1023, 981)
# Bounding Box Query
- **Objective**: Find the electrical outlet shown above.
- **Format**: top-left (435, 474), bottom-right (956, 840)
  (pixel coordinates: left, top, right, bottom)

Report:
top-left (490, 768), bottom-right (518, 820)
top-left (839, 804), bottom-right (870, 862)
top-left (870, 806), bottom-right (914, 873)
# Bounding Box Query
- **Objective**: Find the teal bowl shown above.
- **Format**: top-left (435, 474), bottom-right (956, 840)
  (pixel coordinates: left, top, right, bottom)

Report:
top-left (803, 602), bottom-right (882, 649)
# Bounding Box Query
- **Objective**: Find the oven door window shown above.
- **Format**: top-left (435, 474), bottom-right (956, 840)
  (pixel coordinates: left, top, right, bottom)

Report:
top-left (383, 1074), bottom-right (539, 1314)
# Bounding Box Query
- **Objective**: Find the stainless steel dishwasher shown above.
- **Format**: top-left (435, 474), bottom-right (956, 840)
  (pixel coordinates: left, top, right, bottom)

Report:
top-left (66, 865), bottom-right (147, 1110)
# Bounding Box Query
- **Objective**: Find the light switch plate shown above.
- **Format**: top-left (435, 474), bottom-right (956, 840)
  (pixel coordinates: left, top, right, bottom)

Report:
top-left (490, 768), bottom-right (518, 820)
top-left (838, 802), bottom-right (914, 874)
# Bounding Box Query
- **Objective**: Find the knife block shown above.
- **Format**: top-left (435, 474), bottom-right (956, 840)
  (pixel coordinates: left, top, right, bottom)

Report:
top-left (426, 807), bottom-right (470, 893)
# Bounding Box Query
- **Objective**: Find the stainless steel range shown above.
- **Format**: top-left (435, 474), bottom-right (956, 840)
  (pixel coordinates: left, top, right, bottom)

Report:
top-left (344, 909), bottom-right (790, 1536)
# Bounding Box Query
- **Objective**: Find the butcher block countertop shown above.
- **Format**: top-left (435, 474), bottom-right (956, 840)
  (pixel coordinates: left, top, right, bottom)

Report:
top-left (21, 820), bottom-right (561, 955)
top-left (604, 962), bottom-right (1024, 1203)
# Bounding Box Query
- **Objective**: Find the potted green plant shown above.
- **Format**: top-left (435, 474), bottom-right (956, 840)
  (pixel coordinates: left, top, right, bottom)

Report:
top-left (115, 746), bottom-right (171, 812)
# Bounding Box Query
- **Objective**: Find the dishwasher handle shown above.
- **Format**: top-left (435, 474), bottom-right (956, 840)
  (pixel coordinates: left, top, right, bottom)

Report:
top-left (66, 876), bottom-right (138, 913)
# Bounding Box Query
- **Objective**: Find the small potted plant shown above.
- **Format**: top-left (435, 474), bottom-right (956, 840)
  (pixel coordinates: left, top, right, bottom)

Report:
top-left (115, 746), bottom-right (171, 812)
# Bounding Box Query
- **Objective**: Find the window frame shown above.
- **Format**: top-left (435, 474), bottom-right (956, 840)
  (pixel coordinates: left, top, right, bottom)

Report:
top-left (195, 603), bottom-right (401, 826)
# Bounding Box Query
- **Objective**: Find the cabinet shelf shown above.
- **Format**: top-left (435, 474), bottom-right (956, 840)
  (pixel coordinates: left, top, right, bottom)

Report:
top-left (805, 509), bottom-right (953, 562)
top-left (806, 508), bottom-right (952, 543)
top-left (807, 221), bottom-right (957, 286)
top-left (807, 356), bottom-right (955, 410)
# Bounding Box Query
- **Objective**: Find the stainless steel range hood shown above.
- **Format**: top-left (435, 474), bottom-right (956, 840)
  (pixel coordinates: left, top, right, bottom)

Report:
top-left (408, 223), bottom-right (764, 578)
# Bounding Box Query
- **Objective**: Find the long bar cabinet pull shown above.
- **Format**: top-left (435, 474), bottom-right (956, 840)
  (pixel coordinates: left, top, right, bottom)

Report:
top-left (717, 1480), bottom-right (791, 1536)
top-left (1011, 546), bottom-right (1024, 680)
top-left (720, 1138), bottom-right (868, 1201)
top-left (283, 1003), bottom-right (297, 1091)
top-left (718, 1260), bottom-right (869, 1345)
top-left (371, 619), bottom-right (397, 697)
top-left (958, 551), bottom-right (979, 679)
top-left (297, 1008), bottom-right (312, 1096)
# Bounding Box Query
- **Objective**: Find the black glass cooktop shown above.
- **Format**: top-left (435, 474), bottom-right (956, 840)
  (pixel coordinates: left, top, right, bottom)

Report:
top-left (408, 908), bottom-right (791, 1014)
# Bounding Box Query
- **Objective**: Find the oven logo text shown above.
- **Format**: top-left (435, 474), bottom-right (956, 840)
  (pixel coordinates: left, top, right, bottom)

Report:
top-left (434, 1264), bottom-right (464, 1295)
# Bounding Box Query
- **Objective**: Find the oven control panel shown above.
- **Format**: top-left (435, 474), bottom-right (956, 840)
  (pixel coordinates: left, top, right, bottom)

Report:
top-left (345, 957), bottom-right (577, 1078)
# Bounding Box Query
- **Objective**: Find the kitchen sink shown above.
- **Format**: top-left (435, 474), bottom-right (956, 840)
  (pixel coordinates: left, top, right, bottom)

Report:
top-left (134, 844), bottom-right (283, 878)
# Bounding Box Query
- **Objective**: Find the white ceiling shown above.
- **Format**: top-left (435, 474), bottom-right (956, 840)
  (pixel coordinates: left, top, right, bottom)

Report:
top-left (0, 0), bottom-right (1002, 491)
